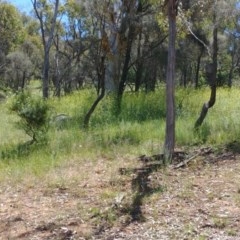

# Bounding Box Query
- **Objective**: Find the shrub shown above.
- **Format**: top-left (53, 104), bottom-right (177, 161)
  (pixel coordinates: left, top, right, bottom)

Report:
top-left (10, 92), bottom-right (50, 144)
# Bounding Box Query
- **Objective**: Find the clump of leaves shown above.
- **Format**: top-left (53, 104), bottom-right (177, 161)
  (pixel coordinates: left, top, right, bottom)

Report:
top-left (10, 92), bottom-right (50, 144)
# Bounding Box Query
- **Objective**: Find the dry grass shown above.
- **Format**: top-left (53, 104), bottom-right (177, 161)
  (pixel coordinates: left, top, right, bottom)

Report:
top-left (1, 152), bottom-right (240, 239)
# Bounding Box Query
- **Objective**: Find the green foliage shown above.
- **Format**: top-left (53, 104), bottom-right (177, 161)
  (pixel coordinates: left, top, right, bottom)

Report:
top-left (194, 123), bottom-right (211, 144)
top-left (1, 142), bottom-right (31, 161)
top-left (92, 122), bottom-right (142, 148)
top-left (5, 51), bottom-right (33, 90)
top-left (10, 92), bottom-right (50, 143)
top-left (0, 2), bottom-right (25, 54)
top-left (77, 90), bottom-right (166, 128)
top-left (217, 70), bottom-right (229, 86)
top-left (120, 91), bottom-right (166, 122)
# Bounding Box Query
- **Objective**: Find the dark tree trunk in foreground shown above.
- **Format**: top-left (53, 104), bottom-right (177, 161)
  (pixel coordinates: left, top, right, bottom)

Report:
top-left (164, 0), bottom-right (178, 162)
top-left (194, 18), bottom-right (218, 129)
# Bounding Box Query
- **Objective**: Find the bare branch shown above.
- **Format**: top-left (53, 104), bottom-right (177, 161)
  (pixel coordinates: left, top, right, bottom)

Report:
top-left (178, 8), bottom-right (211, 56)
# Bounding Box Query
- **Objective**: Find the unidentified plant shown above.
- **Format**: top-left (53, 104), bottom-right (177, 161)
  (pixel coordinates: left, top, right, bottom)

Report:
top-left (10, 92), bottom-right (50, 144)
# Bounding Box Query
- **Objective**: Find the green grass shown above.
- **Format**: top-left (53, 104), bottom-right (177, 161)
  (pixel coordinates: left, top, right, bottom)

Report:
top-left (1, 86), bottom-right (240, 182)
top-left (0, 101), bottom-right (28, 145)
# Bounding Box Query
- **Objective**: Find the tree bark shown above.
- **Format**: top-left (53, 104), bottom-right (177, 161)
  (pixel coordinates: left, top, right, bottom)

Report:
top-left (104, 20), bottom-right (121, 93)
top-left (164, 0), bottom-right (177, 162)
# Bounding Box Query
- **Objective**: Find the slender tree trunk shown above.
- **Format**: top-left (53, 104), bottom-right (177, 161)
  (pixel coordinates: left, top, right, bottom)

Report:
top-left (135, 60), bottom-right (143, 92)
top-left (135, 32), bottom-right (143, 92)
top-left (115, 25), bottom-right (134, 115)
top-left (195, 47), bottom-right (204, 88)
top-left (228, 67), bottom-right (233, 88)
top-left (83, 57), bottom-right (105, 129)
top-left (180, 67), bottom-right (187, 87)
top-left (228, 52), bottom-right (234, 88)
top-left (164, 0), bottom-right (177, 162)
top-left (32, 0), bottom-right (60, 99)
top-left (54, 34), bottom-right (61, 97)
top-left (42, 50), bottom-right (50, 98)
top-left (21, 71), bottom-right (26, 90)
top-left (194, 15), bottom-right (218, 129)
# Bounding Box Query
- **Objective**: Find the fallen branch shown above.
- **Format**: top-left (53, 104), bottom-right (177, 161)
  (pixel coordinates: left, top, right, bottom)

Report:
top-left (173, 153), bottom-right (199, 169)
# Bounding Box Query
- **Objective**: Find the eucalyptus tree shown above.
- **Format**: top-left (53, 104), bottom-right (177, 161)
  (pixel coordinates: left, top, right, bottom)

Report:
top-left (227, 30), bottom-right (240, 87)
top-left (115, 0), bottom-right (155, 112)
top-left (194, 0), bottom-right (237, 128)
top-left (132, 6), bottom-right (167, 92)
top-left (53, 0), bottom-right (93, 95)
top-left (224, 3), bottom-right (240, 87)
top-left (163, 0), bottom-right (179, 161)
top-left (20, 14), bottom-right (43, 81)
top-left (0, 2), bottom-right (25, 55)
top-left (82, 0), bottom-right (155, 120)
top-left (32, 0), bottom-right (61, 98)
top-left (0, 2), bottom-right (25, 79)
top-left (176, 1), bottom-right (209, 88)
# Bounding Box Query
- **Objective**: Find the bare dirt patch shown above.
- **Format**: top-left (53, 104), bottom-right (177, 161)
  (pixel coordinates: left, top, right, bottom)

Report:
top-left (1, 151), bottom-right (240, 239)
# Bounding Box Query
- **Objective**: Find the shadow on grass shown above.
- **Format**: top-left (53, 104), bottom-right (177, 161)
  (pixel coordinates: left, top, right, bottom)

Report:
top-left (119, 155), bottom-right (166, 222)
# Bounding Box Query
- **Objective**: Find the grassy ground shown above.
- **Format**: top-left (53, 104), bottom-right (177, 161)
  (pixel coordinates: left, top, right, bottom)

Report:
top-left (1, 86), bottom-right (240, 239)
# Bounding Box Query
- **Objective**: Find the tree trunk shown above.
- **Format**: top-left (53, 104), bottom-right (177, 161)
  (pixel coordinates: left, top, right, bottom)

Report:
top-left (194, 16), bottom-right (218, 129)
top-left (32, 0), bottom-right (60, 99)
top-left (228, 66), bottom-right (233, 88)
top-left (164, 0), bottom-right (177, 163)
top-left (105, 29), bottom-right (121, 93)
top-left (180, 67), bottom-right (187, 87)
top-left (115, 25), bottom-right (135, 115)
top-left (54, 34), bottom-right (61, 97)
top-left (228, 51), bottom-right (234, 88)
top-left (145, 63), bottom-right (157, 92)
top-left (135, 60), bottom-right (143, 92)
top-left (42, 50), bottom-right (50, 98)
top-left (135, 32), bottom-right (143, 92)
top-left (83, 57), bottom-right (105, 129)
top-left (195, 47), bottom-right (204, 88)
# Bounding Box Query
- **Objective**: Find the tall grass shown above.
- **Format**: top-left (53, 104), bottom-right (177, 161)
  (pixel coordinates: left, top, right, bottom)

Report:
top-left (0, 100), bottom-right (28, 145)
top-left (1, 86), bottom-right (240, 182)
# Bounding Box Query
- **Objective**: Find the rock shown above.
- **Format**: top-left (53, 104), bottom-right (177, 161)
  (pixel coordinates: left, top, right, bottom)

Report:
top-left (53, 113), bottom-right (71, 129)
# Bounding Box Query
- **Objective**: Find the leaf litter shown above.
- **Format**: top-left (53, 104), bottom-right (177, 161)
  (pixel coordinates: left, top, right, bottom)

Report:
top-left (1, 148), bottom-right (240, 239)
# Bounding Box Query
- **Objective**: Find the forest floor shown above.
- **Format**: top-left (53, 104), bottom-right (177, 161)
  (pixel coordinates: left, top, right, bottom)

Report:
top-left (1, 145), bottom-right (240, 240)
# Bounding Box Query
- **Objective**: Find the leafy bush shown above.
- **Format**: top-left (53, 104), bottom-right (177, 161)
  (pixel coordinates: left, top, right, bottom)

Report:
top-left (10, 92), bottom-right (50, 144)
